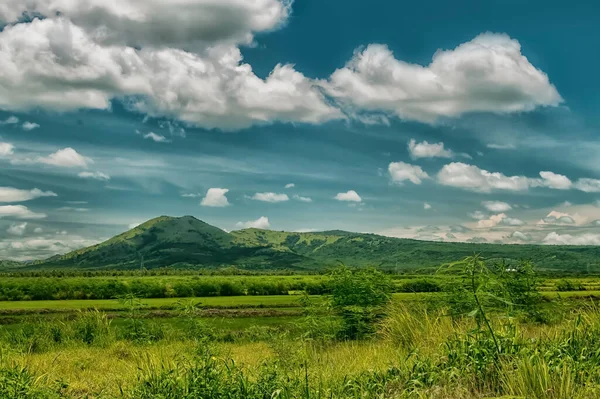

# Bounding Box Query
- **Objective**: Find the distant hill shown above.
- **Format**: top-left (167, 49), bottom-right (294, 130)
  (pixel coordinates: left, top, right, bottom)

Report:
top-left (10, 215), bottom-right (600, 272)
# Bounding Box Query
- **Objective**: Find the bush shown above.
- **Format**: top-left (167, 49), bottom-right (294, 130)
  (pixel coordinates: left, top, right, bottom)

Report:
top-left (329, 266), bottom-right (393, 339)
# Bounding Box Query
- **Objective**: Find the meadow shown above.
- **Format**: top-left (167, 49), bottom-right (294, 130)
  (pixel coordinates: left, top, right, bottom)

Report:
top-left (3, 260), bottom-right (600, 398)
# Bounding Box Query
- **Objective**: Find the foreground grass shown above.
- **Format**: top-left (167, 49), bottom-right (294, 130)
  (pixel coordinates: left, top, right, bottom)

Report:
top-left (3, 301), bottom-right (600, 398)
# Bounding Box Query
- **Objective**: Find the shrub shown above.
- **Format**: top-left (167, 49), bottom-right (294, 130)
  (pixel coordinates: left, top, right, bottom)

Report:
top-left (329, 266), bottom-right (393, 339)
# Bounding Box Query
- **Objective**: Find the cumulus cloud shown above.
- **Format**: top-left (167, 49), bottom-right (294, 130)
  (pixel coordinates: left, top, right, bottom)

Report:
top-left (251, 192), bottom-right (289, 203)
top-left (0, 18), bottom-right (341, 131)
top-left (510, 231), bottom-right (532, 242)
top-left (543, 232), bottom-right (600, 246)
top-left (144, 132), bottom-right (169, 143)
top-left (201, 188), bottom-right (230, 207)
top-left (235, 216), bottom-right (270, 229)
top-left (477, 213), bottom-right (524, 228)
top-left (334, 190), bottom-right (362, 202)
top-left (0, 187), bottom-right (57, 203)
top-left (7, 222), bottom-right (27, 236)
top-left (285, 183), bottom-right (295, 189)
top-left (293, 195), bottom-right (312, 203)
top-left (324, 33), bottom-right (561, 124)
top-left (0, 0), bottom-right (291, 49)
top-left (450, 225), bottom-right (471, 233)
top-left (540, 211), bottom-right (576, 225)
top-left (438, 162), bottom-right (529, 192)
top-left (446, 233), bottom-right (457, 239)
top-left (0, 116), bottom-right (18, 125)
top-left (39, 148), bottom-right (92, 168)
top-left (78, 171), bottom-right (110, 181)
top-left (408, 139), bottom-right (453, 159)
top-left (0, 142), bottom-right (14, 157)
top-left (0, 234), bottom-right (101, 260)
top-left (482, 201), bottom-right (512, 212)
top-left (22, 121), bottom-right (40, 131)
top-left (33, 227), bottom-right (43, 234)
top-left (388, 162), bottom-right (429, 185)
top-left (424, 202), bottom-right (432, 210)
top-left (0, 205), bottom-right (46, 219)
top-left (573, 178), bottom-right (600, 193)
top-left (538, 171), bottom-right (572, 190)
top-left (468, 211), bottom-right (487, 220)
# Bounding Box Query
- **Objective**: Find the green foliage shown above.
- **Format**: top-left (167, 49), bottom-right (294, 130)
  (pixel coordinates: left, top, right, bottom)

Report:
top-left (0, 275), bottom-right (330, 301)
top-left (329, 266), bottom-right (393, 339)
top-left (7, 215), bottom-right (600, 272)
top-left (556, 279), bottom-right (586, 291)
top-left (0, 366), bottom-right (61, 399)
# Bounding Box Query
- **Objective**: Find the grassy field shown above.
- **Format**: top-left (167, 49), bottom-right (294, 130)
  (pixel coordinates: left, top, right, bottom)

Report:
top-left (2, 266), bottom-right (600, 398)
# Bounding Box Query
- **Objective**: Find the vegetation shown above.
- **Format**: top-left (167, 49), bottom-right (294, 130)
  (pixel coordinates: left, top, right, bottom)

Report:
top-left (4, 215), bottom-right (600, 272)
top-left (3, 255), bottom-right (600, 397)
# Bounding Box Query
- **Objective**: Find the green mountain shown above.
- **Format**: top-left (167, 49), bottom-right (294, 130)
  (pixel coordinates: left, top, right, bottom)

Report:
top-left (16, 215), bottom-right (600, 272)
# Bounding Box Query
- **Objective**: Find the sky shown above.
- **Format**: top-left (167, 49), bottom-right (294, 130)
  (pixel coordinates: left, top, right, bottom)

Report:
top-left (1, 0), bottom-right (600, 260)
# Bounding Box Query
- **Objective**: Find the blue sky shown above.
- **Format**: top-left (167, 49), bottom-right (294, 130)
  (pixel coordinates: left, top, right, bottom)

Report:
top-left (1, 0), bottom-right (600, 260)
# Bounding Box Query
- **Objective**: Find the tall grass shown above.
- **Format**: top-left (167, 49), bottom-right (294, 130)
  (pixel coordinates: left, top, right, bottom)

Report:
top-left (3, 299), bottom-right (600, 397)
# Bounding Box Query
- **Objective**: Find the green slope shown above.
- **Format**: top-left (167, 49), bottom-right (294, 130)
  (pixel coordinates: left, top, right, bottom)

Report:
top-left (11, 216), bottom-right (600, 272)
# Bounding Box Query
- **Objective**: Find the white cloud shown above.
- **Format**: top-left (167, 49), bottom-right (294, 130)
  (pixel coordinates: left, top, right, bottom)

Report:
top-left (144, 132), bottom-right (169, 143)
top-left (0, 116), bottom-right (18, 125)
top-left (538, 171), bottom-right (572, 190)
top-left (482, 201), bottom-right (512, 212)
top-left (7, 222), bottom-right (27, 236)
top-left (0, 142), bottom-right (14, 156)
top-left (201, 188), bottom-right (230, 207)
top-left (477, 213), bottom-right (524, 228)
top-left (57, 207), bottom-right (89, 212)
top-left (0, 18), bottom-right (341, 131)
top-left (388, 162), bottom-right (429, 185)
top-left (33, 227), bottom-right (43, 234)
top-left (573, 178), bottom-right (600, 193)
top-left (39, 148), bottom-right (92, 168)
top-left (438, 162), bottom-right (529, 192)
top-left (324, 33), bottom-right (561, 124)
top-left (0, 0), bottom-right (291, 49)
top-left (543, 232), bottom-right (600, 246)
top-left (78, 171), bottom-right (110, 181)
top-left (487, 143), bottom-right (516, 150)
top-left (285, 183), bottom-right (295, 189)
top-left (334, 190), bottom-right (362, 202)
top-left (540, 211), bottom-right (576, 225)
top-left (408, 139), bottom-right (453, 159)
top-left (0, 205), bottom-right (46, 219)
top-left (561, 201), bottom-right (573, 207)
top-left (22, 121), bottom-right (40, 131)
top-left (510, 231), bottom-right (532, 242)
top-left (293, 195), bottom-right (312, 203)
top-left (251, 192), bottom-right (289, 203)
top-left (0, 187), bottom-right (57, 203)
top-left (468, 211), bottom-right (487, 220)
top-left (182, 193), bottom-right (202, 198)
top-left (235, 216), bottom-right (270, 229)
top-left (424, 202), bottom-right (432, 210)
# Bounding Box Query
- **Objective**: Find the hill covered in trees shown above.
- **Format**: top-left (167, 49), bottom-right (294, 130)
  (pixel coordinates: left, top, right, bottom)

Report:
top-left (6, 216), bottom-right (600, 272)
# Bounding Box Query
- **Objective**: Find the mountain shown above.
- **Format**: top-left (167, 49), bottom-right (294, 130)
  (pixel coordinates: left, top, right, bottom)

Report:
top-left (13, 215), bottom-right (600, 272)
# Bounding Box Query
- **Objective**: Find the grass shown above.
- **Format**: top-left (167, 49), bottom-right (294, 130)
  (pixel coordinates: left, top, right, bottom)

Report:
top-left (0, 295), bottom-right (308, 311)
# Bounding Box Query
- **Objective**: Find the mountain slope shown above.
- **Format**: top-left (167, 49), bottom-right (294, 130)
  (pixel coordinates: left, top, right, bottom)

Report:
top-left (16, 216), bottom-right (600, 272)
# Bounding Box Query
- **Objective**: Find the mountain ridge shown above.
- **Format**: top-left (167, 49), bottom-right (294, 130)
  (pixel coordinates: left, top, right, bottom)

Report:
top-left (10, 215), bottom-right (600, 272)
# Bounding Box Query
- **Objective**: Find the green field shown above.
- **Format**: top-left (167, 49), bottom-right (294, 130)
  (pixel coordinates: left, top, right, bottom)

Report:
top-left (2, 265), bottom-right (600, 398)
